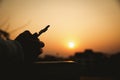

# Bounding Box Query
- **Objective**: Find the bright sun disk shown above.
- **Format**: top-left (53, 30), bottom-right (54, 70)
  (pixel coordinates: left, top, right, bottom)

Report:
top-left (68, 42), bottom-right (75, 48)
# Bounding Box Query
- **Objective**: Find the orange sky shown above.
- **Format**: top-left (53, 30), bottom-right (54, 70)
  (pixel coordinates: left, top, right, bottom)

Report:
top-left (0, 0), bottom-right (120, 57)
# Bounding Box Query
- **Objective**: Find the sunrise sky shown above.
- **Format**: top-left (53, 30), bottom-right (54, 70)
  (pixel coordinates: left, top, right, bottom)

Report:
top-left (0, 0), bottom-right (120, 57)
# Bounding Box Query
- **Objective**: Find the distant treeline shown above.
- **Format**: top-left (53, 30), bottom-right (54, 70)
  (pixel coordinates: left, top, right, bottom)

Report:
top-left (38, 49), bottom-right (120, 71)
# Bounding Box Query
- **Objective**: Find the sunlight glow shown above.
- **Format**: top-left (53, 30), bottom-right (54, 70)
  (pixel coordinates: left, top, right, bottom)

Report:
top-left (68, 42), bottom-right (75, 48)
top-left (1, 0), bottom-right (119, 57)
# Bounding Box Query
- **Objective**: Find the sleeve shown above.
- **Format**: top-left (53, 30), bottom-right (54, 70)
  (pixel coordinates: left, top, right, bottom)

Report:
top-left (0, 38), bottom-right (24, 64)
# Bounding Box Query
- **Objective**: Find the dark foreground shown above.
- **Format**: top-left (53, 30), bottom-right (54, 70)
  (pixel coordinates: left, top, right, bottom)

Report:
top-left (1, 61), bottom-right (120, 80)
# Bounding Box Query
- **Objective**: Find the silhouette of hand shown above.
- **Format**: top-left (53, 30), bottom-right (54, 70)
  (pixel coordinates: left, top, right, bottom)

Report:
top-left (15, 30), bottom-right (45, 63)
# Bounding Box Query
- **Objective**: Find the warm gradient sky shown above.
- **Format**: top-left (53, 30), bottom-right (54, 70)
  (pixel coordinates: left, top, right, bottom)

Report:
top-left (0, 0), bottom-right (120, 57)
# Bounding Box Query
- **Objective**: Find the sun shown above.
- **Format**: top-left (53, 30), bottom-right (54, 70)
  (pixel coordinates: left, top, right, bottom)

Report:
top-left (68, 42), bottom-right (75, 48)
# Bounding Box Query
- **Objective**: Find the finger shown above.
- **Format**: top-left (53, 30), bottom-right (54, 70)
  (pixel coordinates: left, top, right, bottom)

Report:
top-left (39, 41), bottom-right (45, 48)
top-left (22, 30), bottom-right (32, 37)
top-left (32, 48), bottom-right (43, 57)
